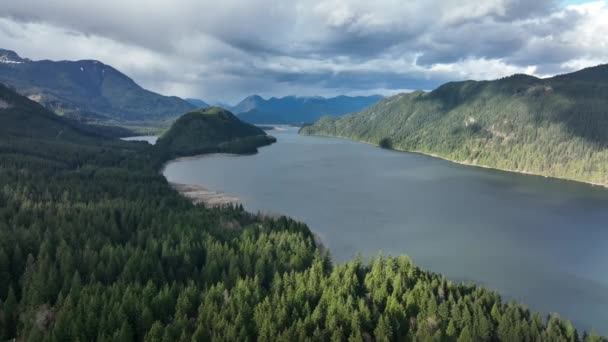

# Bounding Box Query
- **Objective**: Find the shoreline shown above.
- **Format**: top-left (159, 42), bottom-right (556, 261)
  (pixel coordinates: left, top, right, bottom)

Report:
top-left (163, 149), bottom-right (332, 252)
top-left (160, 152), bottom-right (246, 174)
top-left (170, 182), bottom-right (240, 208)
top-left (301, 132), bottom-right (608, 189)
top-left (170, 180), bottom-right (331, 253)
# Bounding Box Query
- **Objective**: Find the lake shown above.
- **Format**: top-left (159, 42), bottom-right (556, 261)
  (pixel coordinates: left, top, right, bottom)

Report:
top-left (163, 127), bottom-right (608, 333)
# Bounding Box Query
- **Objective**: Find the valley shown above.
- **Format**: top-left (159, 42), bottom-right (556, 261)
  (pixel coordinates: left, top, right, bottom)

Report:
top-left (0, 72), bottom-right (606, 340)
top-left (2, 18), bottom-right (608, 339)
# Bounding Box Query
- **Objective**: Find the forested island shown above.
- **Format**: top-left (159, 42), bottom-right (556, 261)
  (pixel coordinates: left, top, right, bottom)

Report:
top-left (301, 65), bottom-right (608, 186)
top-left (0, 83), bottom-right (606, 341)
top-left (155, 107), bottom-right (276, 160)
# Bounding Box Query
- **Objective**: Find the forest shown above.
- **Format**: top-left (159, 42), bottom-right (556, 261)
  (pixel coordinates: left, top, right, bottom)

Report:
top-left (0, 83), bottom-right (606, 341)
top-left (301, 65), bottom-right (608, 186)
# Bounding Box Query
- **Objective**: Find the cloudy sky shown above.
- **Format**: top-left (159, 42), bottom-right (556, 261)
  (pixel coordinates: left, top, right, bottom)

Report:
top-left (1, 0), bottom-right (607, 103)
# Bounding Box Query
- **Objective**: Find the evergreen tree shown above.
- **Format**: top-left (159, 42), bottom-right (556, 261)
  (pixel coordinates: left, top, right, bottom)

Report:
top-left (3, 286), bottom-right (17, 340)
top-left (145, 321), bottom-right (165, 342)
top-left (375, 315), bottom-right (393, 342)
top-left (457, 326), bottom-right (473, 342)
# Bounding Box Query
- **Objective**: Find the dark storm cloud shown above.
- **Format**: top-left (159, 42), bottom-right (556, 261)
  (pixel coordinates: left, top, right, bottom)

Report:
top-left (415, 21), bottom-right (529, 65)
top-left (0, 0), bottom-right (606, 102)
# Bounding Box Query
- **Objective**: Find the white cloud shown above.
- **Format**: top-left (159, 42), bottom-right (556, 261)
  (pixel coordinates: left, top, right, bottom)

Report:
top-left (562, 1), bottom-right (608, 54)
top-left (0, 0), bottom-right (606, 102)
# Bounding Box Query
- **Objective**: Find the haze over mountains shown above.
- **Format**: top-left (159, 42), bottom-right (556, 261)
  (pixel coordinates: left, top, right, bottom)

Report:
top-left (230, 94), bottom-right (382, 124)
top-left (185, 98), bottom-right (210, 109)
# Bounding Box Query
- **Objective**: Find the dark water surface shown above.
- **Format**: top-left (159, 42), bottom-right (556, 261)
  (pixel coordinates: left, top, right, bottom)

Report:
top-left (163, 127), bottom-right (608, 333)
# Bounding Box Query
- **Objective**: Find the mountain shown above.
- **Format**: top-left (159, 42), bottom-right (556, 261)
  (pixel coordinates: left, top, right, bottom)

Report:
top-left (301, 64), bottom-right (608, 186)
top-left (0, 82), bottom-right (95, 142)
top-left (212, 101), bottom-right (235, 109)
top-left (232, 94), bottom-right (382, 124)
top-left (0, 81), bottom-right (150, 172)
top-left (155, 107), bottom-right (276, 158)
top-left (0, 49), bottom-right (194, 122)
top-left (232, 94), bottom-right (264, 113)
top-left (185, 98), bottom-right (209, 108)
top-left (236, 109), bottom-right (287, 124)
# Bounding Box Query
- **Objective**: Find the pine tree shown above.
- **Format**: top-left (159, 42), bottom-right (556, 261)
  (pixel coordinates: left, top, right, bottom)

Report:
top-left (490, 303), bottom-right (501, 322)
top-left (375, 315), bottom-right (393, 342)
top-left (457, 326), bottom-right (473, 342)
top-left (0, 248), bottom-right (10, 299)
top-left (136, 307), bottom-right (153, 339)
top-left (145, 321), bottom-right (165, 342)
top-left (3, 286), bottom-right (17, 339)
top-left (191, 324), bottom-right (210, 342)
top-left (446, 320), bottom-right (457, 340)
top-left (69, 271), bottom-right (82, 298)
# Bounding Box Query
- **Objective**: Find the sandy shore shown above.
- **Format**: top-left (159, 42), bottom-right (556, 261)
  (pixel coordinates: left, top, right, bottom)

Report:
top-left (170, 182), bottom-right (240, 208)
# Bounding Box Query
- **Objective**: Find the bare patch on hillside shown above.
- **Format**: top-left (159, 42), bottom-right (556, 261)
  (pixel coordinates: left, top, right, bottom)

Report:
top-left (489, 124), bottom-right (514, 142)
top-left (27, 94), bottom-right (44, 103)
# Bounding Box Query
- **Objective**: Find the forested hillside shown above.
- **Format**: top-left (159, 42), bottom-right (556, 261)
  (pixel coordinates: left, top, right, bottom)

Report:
top-left (155, 107), bottom-right (276, 159)
top-left (0, 84), bottom-right (605, 341)
top-left (301, 65), bottom-right (608, 186)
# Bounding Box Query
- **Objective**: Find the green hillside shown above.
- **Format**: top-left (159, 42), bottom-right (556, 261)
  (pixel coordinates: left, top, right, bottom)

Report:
top-left (0, 83), bottom-right (605, 340)
top-left (0, 83), bottom-right (137, 142)
top-left (155, 107), bottom-right (276, 158)
top-left (301, 64), bottom-right (608, 186)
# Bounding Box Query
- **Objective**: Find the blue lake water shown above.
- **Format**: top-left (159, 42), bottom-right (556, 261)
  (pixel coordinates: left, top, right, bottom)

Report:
top-left (163, 127), bottom-right (608, 333)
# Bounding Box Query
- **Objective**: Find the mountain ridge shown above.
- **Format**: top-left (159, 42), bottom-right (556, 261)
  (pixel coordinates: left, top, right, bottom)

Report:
top-left (0, 49), bottom-right (194, 122)
top-left (185, 98), bottom-right (210, 108)
top-left (231, 94), bottom-right (383, 124)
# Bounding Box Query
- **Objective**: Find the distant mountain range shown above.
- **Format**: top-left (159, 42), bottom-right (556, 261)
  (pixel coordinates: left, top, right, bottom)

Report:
top-left (302, 64), bottom-right (608, 186)
top-left (229, 94), bottom-right (383, 124)
top-left (0, 48), bottom-right (379, 126)
top-left (0, 49), bottom-right (195, 122)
